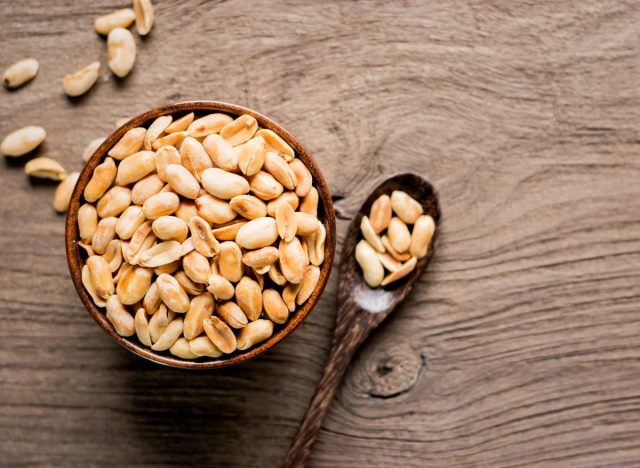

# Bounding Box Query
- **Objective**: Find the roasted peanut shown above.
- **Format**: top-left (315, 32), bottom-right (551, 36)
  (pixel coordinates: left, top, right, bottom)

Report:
top-left (165, 113), bottom-right (194, 133)
top-left (410, 215), bottom-right (435, 258)
top-left (54, 171), bottom-right (80, 213)
top-left (249, 171), bottom-right (283, 200)
top-left (188, 113), bottom-right (232, 138)
top-left (85, 157), bottom-right (117, 202)
top-left (156, 273), bottom-right (190, 313)
top-left (229, 194), bottom-right (267, 220)
top-left (106, 295), bottom-right (135, 336)
top-left (108, 128), bottom-right (145, 160)
top-left (380, 257), bottom-right (417, 286)
top-left (263, 289), bottom-right (288, 324)
top-left (255, 129), bottom-right (294, 161)
top-left (95, 8), bottom-right (135, 35)
top-left (107, 27), bottom-right (136, 78)
top-left (202, 134), bottom-right (239, 172)
top-left (235, 217), bottom-right (278, 249)
top-left (183, 292), bottom-right (214, 339)
top-left (217, 241), bottom-right (244, 283)
top-left (220, 114), bottom-right (257, 146)
top-left (63, 62), bottom-right (100, 97)
top-left (279, 237), bottom-right (307, 284)
top-left (180, 137), bottom-right (212, 182)
top-left (388, 217), bottom-right (411, 253)
top-left (3, 58), bottom-right (39, 89)
top-left (78, 203), bottom-right (98, 243)
top-left (235, 276), bottom-right (262, 321)
top-left (0, 125), bottom-right (45, 156)
top-left (203, 316), bottom-right (236, 354)
top-left (143, 192), bottom-right (180, 219)
top-left (133, 0), bottom-right (154, 36)
top-left (390, 190), bottom-right (423, 224)
top-left (369, 194), bottom-right (391, 233)
top-left (97, 186), bottom-right (131, 218)
top-left (355, 240), bottom-right (384, 287)
top-left (236, 319), bottom-right (274, 350)
top-left (217, 301), bottom-right (249, 329)
top-left (238, 136), bottom-right (266, 176)
top-left (117, 266), bottom-right (152, 304)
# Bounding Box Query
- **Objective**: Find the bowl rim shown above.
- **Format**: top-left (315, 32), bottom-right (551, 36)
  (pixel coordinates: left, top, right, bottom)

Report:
top-left (65, 100), bottom-right (336, 369)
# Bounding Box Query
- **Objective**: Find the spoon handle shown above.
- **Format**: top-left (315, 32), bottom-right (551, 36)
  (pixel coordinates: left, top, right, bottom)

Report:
top-left (283, 301), bottom-right (382, 468)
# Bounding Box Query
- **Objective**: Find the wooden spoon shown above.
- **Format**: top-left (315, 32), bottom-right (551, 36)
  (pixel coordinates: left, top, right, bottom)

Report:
top-left (283, 173), bottom-right (441, 467)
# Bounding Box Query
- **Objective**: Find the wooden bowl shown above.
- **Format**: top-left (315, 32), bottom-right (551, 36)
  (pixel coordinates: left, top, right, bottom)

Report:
top-left (65, 101), bottom-right (336, 369)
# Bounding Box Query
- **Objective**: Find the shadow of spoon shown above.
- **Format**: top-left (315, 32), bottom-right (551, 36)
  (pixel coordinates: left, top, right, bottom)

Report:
top-left (283, 173), bottom-right (441, 467)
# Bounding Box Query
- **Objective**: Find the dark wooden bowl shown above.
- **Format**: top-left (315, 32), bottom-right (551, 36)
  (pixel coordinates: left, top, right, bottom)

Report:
top-left (65, 101), bottom-right (336, 369)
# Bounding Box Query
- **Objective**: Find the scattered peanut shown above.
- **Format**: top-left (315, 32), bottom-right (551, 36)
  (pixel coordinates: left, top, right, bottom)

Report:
top-left (107, 27), bottom-right (136, 78)
top-left (133, 0), bottom-right (155, 36)
top-left (94, 8), bottom-right (136, 35)
top-left (24, 157), bottom-right (66, 180)
top-left (1, 126), bottom-right (46, 157)
top-left (3, 58), bottom-right (39, 89)
top-left (63, 62), bottom-right (100, 97)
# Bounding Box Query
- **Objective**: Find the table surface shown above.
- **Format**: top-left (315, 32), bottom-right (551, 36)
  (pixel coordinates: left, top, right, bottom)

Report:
top-left (2, 1), bottom-right (640, 466)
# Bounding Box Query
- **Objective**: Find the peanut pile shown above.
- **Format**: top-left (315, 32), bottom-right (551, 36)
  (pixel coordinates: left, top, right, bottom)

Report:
top-left (356, 191), bottom-right (435, 287)
top-left (78, 112), bottom-right (326, 359)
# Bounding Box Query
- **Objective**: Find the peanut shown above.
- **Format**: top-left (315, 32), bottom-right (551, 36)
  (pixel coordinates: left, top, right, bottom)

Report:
top-left (1, 126), bottom-right (46, 157)
top-left (3, 58), bottom-right (38, 89)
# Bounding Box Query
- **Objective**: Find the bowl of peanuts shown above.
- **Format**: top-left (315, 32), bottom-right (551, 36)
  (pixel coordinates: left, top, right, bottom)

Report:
top-left (65, 101), bottom-right (336, 369)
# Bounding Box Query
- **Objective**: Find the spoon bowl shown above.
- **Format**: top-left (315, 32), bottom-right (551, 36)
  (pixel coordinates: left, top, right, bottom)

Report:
top-left (339, 173), bottom-right (441, 314)
top-left (284, 173), bottom-right (440, 467)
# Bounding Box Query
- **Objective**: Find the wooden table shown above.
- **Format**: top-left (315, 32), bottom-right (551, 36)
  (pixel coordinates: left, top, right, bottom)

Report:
top-left (2, 1), bottom-right (639, 466)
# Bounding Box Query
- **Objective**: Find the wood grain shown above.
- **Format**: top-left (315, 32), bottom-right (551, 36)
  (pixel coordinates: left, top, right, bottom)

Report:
top-left (1, 0), bottom-right (640, 466)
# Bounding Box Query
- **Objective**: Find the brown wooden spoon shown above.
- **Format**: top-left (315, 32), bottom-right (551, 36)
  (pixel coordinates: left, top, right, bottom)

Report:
top-left (283, 173), bottom-right (441, 467)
